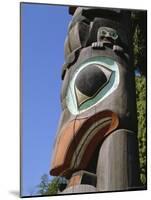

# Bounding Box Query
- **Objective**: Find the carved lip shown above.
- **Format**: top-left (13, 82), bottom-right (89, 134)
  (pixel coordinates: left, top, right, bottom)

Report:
top-left (50, 110), bottom-right (119, 177)
top-left (70, 116), bottom-right (112, 169)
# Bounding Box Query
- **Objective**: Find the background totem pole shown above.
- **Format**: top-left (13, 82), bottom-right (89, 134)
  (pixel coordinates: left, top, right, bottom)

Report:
top-left (50, 7), bottom-right (140, 193)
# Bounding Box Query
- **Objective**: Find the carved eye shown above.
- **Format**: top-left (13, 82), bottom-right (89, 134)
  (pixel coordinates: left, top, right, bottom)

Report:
top-left (100, 29), bottom-right (107, 37)
top-left (98, 27), bottom-right (119, 42)
top-left (66, 57), bottom-right (119, 115)
top-left (110, 31), bottom-right (118, 40)
top-left (74, 64), bottom-right (112, 107)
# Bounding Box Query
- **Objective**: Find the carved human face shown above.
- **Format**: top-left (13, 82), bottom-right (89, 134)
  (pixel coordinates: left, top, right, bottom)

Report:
top-left (97, 27), bottom-right (118, 42)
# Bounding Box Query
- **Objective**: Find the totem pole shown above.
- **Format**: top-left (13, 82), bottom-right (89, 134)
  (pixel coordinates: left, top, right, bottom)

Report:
top-left (50, 7), bottom-right (140, 193)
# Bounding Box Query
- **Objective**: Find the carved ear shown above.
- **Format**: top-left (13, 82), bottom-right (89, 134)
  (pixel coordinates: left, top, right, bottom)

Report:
top-left (64, 21), bottom-right (89, 60)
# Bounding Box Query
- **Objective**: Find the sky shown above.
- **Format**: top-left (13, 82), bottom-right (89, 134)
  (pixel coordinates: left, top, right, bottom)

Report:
top-left (21, 3), bottom-right (71, 196)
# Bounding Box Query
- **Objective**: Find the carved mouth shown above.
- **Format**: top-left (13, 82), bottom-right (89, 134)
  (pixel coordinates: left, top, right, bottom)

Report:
top-left (70, 116), bottom-right (112, 169)
top-left (102, 37), bottom-right (113, 43)
top-left (50, 110), bottom-right (119, 177)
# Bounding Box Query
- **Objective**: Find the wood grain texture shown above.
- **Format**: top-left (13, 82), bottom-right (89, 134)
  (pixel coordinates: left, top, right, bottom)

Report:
top-left (60, 185), bottom-right (96, 194)
top-left (96, 129), bottom-right (140, 191)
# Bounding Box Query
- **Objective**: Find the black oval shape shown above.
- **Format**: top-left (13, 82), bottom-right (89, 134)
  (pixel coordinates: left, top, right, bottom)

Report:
top-left (75, 64), bottom-right (107, 97)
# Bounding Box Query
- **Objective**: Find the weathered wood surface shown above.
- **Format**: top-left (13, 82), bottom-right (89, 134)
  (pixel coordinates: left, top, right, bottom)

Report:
top-left (96, 129), bottom-right (140, 191)
top-left (60, 184), bottom-right (96, 194)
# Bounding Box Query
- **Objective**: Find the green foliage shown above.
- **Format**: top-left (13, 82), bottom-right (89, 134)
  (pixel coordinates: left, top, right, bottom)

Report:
top-left (132, 11), bottom-right (147, 186)
top-left (135, 76), bottom-right (146, 185)
top-left (37, 174), bottom-right (59, 195)
top-left (132, 11), bottom-right (147, 75)
top-left (46, 177), bottom-right (60, 195)
top-left (133, 25), bottom-right (144, 67)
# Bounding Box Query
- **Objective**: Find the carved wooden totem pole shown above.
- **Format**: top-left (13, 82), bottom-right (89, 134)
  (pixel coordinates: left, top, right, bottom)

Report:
top-left (50, 7), bottom-right (140, 193)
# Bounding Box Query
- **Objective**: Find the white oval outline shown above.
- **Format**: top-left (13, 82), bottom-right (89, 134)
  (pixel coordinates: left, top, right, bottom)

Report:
top-left (66, 57), bottom-right (120, 115)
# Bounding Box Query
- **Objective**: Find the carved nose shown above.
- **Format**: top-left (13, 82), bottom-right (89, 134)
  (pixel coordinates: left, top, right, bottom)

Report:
top-left (74, 64), bottom-right (112, 106)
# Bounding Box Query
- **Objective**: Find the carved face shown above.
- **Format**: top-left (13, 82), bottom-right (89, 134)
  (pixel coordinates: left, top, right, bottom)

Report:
top-left (50, 8), bottom-right (136, 178)
top-left (97, 27), bottom-right (118, 42)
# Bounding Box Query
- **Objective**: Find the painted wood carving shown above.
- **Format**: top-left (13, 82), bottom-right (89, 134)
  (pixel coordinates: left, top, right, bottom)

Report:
top-left (50, 7), bottom-right (140, 193)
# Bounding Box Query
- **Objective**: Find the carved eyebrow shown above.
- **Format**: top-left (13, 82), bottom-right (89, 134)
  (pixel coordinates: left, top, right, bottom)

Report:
top-left (98, 27), bottom-right (117, 32)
